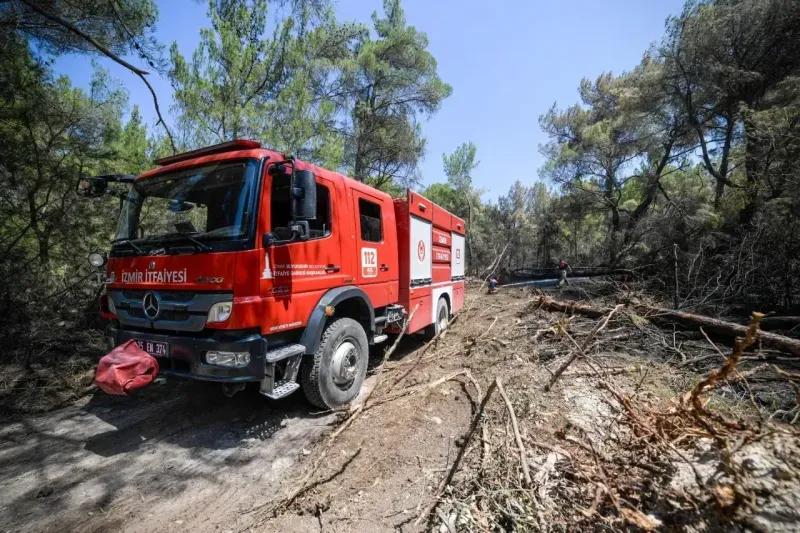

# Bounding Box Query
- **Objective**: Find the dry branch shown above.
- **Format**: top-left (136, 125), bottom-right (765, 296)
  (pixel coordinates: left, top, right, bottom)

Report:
top-left (685, 313), bottom-right (763, 410)
top-left (362, 303), bottom-right (420, 406)
top-left (496, 379), bottom-right (532, 486)
top-left (414, 379), bottom-right (499, 527)
top-left (367, 370), bottom-right (467, 410)
top-left (533, 296), bottom-right (800, 357)
top-left (386, 314), bottom-right (459, 392)
top-left (544, 305), bottom-right (623, 391)
top-left (18, 0), bottom-right (178, 152)
top-left (251, 404), bottom-right (364, 522)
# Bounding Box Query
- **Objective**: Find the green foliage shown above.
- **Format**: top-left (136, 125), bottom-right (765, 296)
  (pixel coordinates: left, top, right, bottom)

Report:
top-left (3, 0), bottom-right (161, 60)
top-left (423, 182), bottom-right (462, 214)
top-left (443, 142), bottom-right (478, 190)
top-left (533, 0), bottom-right (800, 309)
top-left (0, 39), bottom-right (139, 351)
top-left (166, 0), bottom-right (450, 187)
top-left (168, 0), bottom-right (294, 145)
top-left (661, 0), bottom-right (800, 216)
top-left (346, 0), bottom-right (452, 188)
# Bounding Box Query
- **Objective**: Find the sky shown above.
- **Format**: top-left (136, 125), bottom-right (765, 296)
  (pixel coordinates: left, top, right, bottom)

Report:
top-left (53, 0), bottom-right (686, 200)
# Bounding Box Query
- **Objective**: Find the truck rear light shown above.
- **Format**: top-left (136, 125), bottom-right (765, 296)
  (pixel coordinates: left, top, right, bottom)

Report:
top-left (205, 351), bottom-right (250, 367)
top-left (207, 301), bottom-right (233, 323)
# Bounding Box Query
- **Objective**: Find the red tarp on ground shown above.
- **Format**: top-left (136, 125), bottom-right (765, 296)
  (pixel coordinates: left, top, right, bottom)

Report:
top-left (95, 339), bottom-right (159, 396)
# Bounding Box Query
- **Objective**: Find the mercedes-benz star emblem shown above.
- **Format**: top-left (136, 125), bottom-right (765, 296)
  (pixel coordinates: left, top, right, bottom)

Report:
top-left (148, 261), bottom-right (156, 271)
top-left (142, 291), bottom-right (160, 320)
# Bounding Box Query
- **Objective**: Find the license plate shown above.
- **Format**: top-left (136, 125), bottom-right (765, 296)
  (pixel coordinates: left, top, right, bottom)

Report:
top-left (135, 339), bottom-right (169, 357)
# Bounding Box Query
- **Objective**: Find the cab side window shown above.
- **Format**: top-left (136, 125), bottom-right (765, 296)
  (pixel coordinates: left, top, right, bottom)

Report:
top-left (359, 198), bottom-right (382, 242)
top-left (271, 175), bottom-right (332, 241)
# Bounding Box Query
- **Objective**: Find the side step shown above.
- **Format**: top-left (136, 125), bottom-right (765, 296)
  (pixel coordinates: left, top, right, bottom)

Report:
top-left (265, 343), bottom-right (305, 363)
top-left (260, 352), bottom-right (302, 400)
top-left (372, 334), bottom-right (388, 344)
top-left (260, 379), bottom-right (300, 400)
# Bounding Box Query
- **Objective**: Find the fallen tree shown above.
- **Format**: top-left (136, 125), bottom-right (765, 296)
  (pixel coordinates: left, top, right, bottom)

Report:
top-left (531, 296), bottom-right (800, 357)
top-left (760, 316), bottom-right (800, 332)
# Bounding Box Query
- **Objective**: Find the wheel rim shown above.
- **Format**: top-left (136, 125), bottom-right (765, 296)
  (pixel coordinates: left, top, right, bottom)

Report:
top-left (330, 340), bottom-right (359, 389)
top-left (438, 306), bottom-right (448, 332)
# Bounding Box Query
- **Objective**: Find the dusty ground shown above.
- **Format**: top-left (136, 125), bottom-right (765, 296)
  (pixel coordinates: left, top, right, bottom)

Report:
top-left (2, 284), bottom-right (800, 532)
top-left (0, 379), bottom-right (341, 532)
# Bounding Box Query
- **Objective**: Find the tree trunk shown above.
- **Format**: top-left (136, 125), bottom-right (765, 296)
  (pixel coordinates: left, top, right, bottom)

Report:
top-left (462, 190), bottom-right (476, 277)
top-left (534, 296), bottom-right (800, 357)
top-left (608, 198), bottom-right (621, 266)
top-left (673, 243), bottom-right (680, 309)
top-left (714, 179), bottom-right (726, 209)
top-left (759, 317), bottom-right (800, 331)
top-left (740, 117), bottom-right (762, 226)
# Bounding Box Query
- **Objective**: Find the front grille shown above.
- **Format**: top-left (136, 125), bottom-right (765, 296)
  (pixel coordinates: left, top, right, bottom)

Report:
top-left (122, 290), bottom-right (195, 302)
top-left (160, 291), bottom-right (195, 302)
top-left (122, 290), bottom-right (145, 300)
top-left (111, 289), bottom-right (231, 333)
top-left (160, 310), bottom-right (191, 321)
top-left (126, 309), bottom-right (191, 322)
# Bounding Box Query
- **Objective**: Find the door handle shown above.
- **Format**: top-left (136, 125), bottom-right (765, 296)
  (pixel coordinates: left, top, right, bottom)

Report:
top-left (380, 264), bottom-right (389, 272)
top-left (325, 264), bottom-right (340, 273)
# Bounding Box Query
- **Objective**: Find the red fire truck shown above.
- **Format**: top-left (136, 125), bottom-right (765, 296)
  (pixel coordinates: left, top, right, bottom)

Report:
top-left (78, 140), bottom-right (466, 408)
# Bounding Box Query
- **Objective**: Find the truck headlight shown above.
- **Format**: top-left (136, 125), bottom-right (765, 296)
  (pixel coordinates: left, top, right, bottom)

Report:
top-left (205, 351), bottom-right (250, 367)
top-left (207, 301), bottom-right (233, 323)
top-left (88, 250), bottom-right (107, 267)
top-left (107, 295), bottom-right (116, 315)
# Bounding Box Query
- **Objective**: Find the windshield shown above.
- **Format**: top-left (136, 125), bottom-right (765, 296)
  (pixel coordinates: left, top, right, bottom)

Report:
top-left (114, 160), bottom-right (260, 253)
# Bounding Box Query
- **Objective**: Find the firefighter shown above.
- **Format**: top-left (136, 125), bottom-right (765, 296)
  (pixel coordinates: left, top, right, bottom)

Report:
top-left (487, 278), bottom-right (499, 294)
top-left (557, 259), bottom-right (572, 288)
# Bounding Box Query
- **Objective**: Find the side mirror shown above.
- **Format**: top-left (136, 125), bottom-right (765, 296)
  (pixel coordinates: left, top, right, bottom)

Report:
top-left (292, 170), bottom-right (317, 220)
top-left (76, 176), bottom-right (108, 198)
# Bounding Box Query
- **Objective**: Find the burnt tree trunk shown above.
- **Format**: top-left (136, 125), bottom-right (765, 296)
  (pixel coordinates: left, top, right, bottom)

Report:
top-left (534, 296), bottom-right (800, 357)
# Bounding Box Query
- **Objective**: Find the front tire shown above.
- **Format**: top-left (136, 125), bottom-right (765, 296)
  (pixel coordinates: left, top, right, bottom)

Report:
top-left (301, 317), bottom-right (369, 409)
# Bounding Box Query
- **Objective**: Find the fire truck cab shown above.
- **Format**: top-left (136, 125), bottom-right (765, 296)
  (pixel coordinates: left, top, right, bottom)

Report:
top-left (78, 140), bottom-right (466, 409)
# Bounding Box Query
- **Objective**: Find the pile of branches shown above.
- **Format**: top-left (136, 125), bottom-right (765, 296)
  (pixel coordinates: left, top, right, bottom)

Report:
top-left (433, 303), bottom-right (800, 532)
top-left (249, 283), bottom-right (800, 531)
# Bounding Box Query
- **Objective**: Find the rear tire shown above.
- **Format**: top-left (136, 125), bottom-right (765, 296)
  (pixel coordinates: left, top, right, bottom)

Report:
top-left (424, 297), bottom-right (450, 339)
top-left (301, 317), bottom-right (369, 409)
top-left (434, 297), bottom-right (450, 336)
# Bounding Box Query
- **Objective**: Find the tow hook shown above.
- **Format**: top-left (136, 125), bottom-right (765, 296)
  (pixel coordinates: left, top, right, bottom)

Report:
top-left (222, 383), bottom-right (246, 397)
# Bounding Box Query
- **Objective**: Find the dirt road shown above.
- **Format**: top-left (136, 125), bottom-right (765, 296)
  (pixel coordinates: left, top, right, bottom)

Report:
top-left (0, 376), bottom-right (351, 532)
top-left (0, 296), bottom-right (469, 533)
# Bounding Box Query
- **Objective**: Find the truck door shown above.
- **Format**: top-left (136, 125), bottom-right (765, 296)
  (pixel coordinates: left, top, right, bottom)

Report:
top-left (352, 190), bottom-right (395, 308)
top-left (260, 173), bottom-right (345, 299)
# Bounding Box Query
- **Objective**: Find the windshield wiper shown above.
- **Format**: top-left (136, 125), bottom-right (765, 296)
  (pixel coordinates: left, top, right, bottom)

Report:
top-left (178, 232), bottom-right (212, 252)
top-left (111, 238), bottom-right (144, 254)
top-left (153, 232), bottom-right (212, 252)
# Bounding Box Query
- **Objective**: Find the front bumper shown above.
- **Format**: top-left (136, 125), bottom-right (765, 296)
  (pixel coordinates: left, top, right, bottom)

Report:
top-left (106, 324), bottom-right (267, 382)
